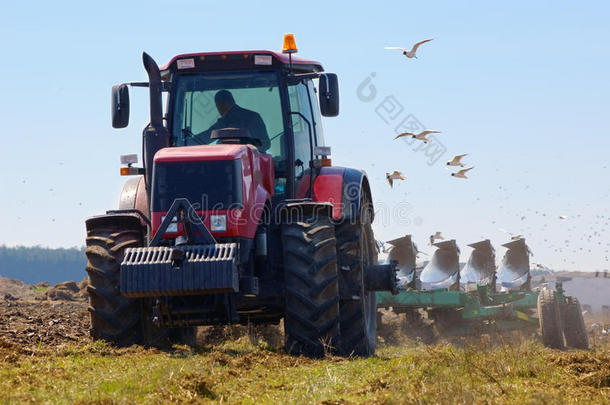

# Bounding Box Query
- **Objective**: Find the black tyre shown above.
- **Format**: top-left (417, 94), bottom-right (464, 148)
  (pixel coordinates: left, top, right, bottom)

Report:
top-left (537, 289), bottom-right (565, 349)
top-left (561, 297), bottom-right (589, 349)
top-left (86, 218), bottom-right (195, 348)
top-left (336, 192), bottom-right (377, 356)
top-left (282, 214), bottom-right (340, 357)
top-left (85, 221), bottom-right (144, 346)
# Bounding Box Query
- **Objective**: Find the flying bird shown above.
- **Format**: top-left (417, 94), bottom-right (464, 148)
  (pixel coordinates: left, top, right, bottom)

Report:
top-left (446, 154), bottom-right (468, 167)
top-left (384, 38), bottom-right (434, 59)
top-left (386, 171), bottom-right (407, 187)
top-left (499, 228), bottom-right (523, 240)
top-left (559, 215), bottom-right (568, 220)
top-left (429, 231), bottom-right (445, 245)
top-left (395, 129), bottom-right (441, 143)
top-left (447, 167), bottom-right (474, 179)
top-left (498, 228), bottom-right (523, 240)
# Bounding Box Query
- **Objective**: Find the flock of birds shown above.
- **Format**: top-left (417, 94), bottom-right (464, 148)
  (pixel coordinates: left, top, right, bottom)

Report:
top-left (384, 39), bottom-right (474, 187)
top-left (378, 38), bottom-right (610, 272)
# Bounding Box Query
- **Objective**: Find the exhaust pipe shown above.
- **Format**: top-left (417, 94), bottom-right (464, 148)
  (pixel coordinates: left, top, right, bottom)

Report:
top-left (141, 52), bottom-right (170, 193)
top-left (460, 239), bottom-right (496, 290)
top-left (497, 238), bottom-right (531, 290)
top-left (419, 240), bottom-right (460, 290)
top-left (386, 235), bottom-right (418, 288)
top-left (142, 52), bottom-right (164, 128)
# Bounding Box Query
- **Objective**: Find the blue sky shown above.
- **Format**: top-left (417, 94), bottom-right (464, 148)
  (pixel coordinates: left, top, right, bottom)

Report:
top-left (0, 1), bottom-right (608, 271)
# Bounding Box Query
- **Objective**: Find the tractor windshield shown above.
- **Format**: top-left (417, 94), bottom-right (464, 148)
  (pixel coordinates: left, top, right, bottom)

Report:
top-left (171, 71), bottom-right (285, 157)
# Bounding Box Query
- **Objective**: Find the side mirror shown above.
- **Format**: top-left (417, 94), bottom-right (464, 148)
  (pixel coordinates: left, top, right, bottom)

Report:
top-left (111, 84), bottom-right (130, 128)
top-left (319, 73), bottom-right (339, 117)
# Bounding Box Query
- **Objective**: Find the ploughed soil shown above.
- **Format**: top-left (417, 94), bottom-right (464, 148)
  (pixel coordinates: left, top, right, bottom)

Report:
top-left (1, 275), bottom-right (609, 351)
top-left (0, 276), bottom-right (90, 348)
top-left (0, 275), bottom-right (282, 350)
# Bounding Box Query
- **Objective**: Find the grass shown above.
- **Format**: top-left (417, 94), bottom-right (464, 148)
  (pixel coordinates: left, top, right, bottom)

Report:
top-left (1, 337), bottom-right (609, 404)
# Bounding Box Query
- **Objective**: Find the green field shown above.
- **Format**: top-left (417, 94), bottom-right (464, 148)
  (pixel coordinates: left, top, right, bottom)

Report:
top-left (1, 336), bottom-right (608, 405)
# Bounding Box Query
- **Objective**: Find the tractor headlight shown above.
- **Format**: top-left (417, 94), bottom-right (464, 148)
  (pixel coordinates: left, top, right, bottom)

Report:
top-left (161, 216), bottom-right (178, 233)
top-left (210, 214), bottom-right (227, 232)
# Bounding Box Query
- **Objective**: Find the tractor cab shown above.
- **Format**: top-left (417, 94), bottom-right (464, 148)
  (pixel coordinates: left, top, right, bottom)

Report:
top-left (112, 36), bottom-right (338, 205)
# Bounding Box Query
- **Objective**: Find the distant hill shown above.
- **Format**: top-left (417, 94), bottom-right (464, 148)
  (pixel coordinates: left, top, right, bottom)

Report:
top-left (0, 245), bottom-right (86, 285)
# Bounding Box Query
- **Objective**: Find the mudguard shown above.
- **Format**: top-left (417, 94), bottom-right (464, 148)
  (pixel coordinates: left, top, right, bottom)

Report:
top-left (119, 176), bottom-right (148, 212)
top-left (386, 235), bottom-right (418, 288)
top-left (303, 166), bottom-right (372, 222)
top-left (497, 238), bottom-right (531, 290)
top-left (419, 240), bottom-right (461, 290)
top-left (276, 200), bottom-right (334, 222)
top-left (115, 176), bottom-right (150, 229)
top-left (460, 239), bottom-right (496, 289)
top-left (85, 213), bottom-right (146, 236)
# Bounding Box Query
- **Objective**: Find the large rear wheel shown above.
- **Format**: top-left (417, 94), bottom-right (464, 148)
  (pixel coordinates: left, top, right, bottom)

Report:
top-left (282, 214), bottom-right (340, 357)
top-left (537, 289), bottom-right (565, 349)
top-left (85, 217), bottom-right (195, 348)
top-left (336, 192), bottom-right (378, 356)
top-left (561, 297), bottom-right (589, 349)
top-left (85, 220), bottom-right (143, 346)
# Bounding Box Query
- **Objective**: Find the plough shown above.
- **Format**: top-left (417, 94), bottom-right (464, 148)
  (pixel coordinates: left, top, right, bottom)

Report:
top-left (377, 236), bottom-right (589, 349)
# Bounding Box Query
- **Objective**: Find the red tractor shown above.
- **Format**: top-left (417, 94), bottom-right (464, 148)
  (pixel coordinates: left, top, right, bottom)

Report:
top-left (85, 35), bottom-right (396, 357)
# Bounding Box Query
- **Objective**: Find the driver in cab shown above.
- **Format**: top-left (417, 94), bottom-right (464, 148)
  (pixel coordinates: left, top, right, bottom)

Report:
top-left (193, 90), bottom-right (271, 151)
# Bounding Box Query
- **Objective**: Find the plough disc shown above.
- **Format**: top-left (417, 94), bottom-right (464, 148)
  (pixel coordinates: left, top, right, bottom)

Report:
top-left (460, 239), bottom-right (496, 289)
top-left (497, 238), bottom-right (531, 290)
top-left (386, 235), bottom-right (419, 288)
top-left (419, 240), bottom-right (460, 290)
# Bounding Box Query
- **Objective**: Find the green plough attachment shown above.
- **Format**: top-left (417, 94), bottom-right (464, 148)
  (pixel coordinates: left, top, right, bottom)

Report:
top-left (376, 235), bottom-right (588, 348)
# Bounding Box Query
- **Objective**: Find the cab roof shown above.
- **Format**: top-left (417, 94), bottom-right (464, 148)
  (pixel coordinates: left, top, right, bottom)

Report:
top-left (160, 50), bottom-right (323, 77)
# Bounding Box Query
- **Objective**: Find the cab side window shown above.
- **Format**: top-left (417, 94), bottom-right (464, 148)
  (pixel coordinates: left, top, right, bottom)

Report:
top-left (307, 80), bottom-right (325, 147)
top-left (288, 82), bottom-right (314, 181)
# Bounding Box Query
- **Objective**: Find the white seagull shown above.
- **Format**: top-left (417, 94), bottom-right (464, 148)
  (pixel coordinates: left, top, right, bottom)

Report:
top-left (429, 231), bottom-right (445, 245)
top-left (499, 228), bottom-right (524, 240)
top-left (446, 154), bottom-right (468, 167)
top-left (447, 167), bottom-right (474, 179)
top-left (386, 171), bottom-right (407, 187)
top-left (395, 129), bottom-right (441, 143)
top-left (384, 38), bottom-right (434, 59)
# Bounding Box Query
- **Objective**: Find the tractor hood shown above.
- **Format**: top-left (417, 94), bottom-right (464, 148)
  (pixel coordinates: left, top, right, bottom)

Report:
top-left (150, 144), bottom-right (274, 240)
top-left (154, 144), bottom-right (250, 163)
top-left (460, 239), bottom-right (496, 288)
top-left (419, 240), bottom-right (461, 290)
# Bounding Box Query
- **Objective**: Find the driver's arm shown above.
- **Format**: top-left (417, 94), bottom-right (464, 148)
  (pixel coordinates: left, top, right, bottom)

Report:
top-left (251, 113), bottom-right (271, 152)
top-left (192, 118), bottom-right (223, 145)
